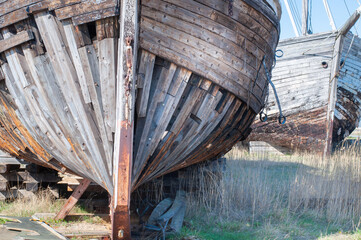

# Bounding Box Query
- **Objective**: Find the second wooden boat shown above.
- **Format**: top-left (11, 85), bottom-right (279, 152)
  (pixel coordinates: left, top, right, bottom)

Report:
top-left (249, 3), bottom-right (361, 155)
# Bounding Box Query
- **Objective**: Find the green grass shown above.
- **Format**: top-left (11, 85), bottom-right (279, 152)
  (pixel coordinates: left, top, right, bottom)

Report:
top-left (169, 214), bottom-right (361, 240)
top-left (0, 217), bottom-right (10, 224)
top-left (169, 218), bottom-right (255, 240)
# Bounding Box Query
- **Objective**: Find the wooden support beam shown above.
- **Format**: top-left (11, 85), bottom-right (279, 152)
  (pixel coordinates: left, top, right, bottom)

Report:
top-left (112, 0), bottom-right (138, 239)
top-left (54, 178), bottom-right (91, 221)
top-left (338, 6), bottom-right (361, 36)
top-left (0, 30), bottom-right (34, 54)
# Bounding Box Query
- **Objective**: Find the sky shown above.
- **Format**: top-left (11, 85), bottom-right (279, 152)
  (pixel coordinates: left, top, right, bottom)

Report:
top-left (280, 0), bottom-right (361, 39)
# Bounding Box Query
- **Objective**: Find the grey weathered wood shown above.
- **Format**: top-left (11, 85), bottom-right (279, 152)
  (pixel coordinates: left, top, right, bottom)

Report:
top-left (63, 20), bottom-right (92, 104)
top-left (54, 0), bottom-right (117, 20)
top-left (140, 0), bottom-right (280, 113)
top-left (136, 51), bottom-right (155, 118)
top-left (0, 30), bottom-right (34, 54)
top-left (338, 6), bottom-right (361, 37)
top-left (98, 38), bottom-right (116, 137)
top-left (133, 62), bottom-right (177, 180)
top-left (34, 12), bottom-right (112, 191)
top-left (2, 29), bottom-right (74, 167)
top-left (78, 44), bottom-right (113, 173)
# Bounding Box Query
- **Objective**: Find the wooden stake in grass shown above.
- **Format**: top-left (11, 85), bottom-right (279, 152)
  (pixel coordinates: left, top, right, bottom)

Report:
top-left (55, 178), bottom-right (91, 221)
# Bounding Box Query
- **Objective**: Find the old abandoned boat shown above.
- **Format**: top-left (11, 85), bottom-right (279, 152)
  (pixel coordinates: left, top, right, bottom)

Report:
top-left (249, 1), bottom-right (361, 155)
top-left (0, 0), bottom-right (281, 237)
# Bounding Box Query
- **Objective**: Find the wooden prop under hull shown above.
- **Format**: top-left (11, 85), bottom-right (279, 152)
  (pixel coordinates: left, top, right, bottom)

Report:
top-left (249, 31), bottom-right (361, 154)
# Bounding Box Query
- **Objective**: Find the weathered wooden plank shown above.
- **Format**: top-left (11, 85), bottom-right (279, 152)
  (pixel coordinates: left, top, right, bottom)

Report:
top-left (136, 51), bottom-right (155, 118)
top-left (63, 20), bottom-right (92, 104)
top-left (72, 7), bottom-right (119, 25)
top-left (141, 2), bottom-right (263, 65)
top-left (196, 0), bottom-right (275, 49)
top-left (133, 62), bottom-right (177, 180)
top-left (137, 81), bottom-right (207, 183)
top-left (72, 7), bottom-right (119, 26)
top-left (34, 12), bottom-right (112, 191)
top-left (98, 38), bottom-right (117, 137)
top-left (3, 49), bottom-right (73, 168)
top-left (72, 24), bottom-right (92, 49)
top-left (54, 0), bottom-right (117, 21)
top-left (141, 16), bottom-right (259, 81)
top-left (160, 88), bottom-right (223, 171)
top-left (96, 17), bottom-right (118, 41)
top-left (144, 68), bottom-right (192, 168)
top-left (0, 64), bottom-right (55, 164)
top-left (146, 0), bottom-right (274, 54)
top-left (140, 37), bottom-right (261, 112)
top-left (0, 68), bottom-right (4, 80)
top-left (0, 0), bottom-right (41, 16)
top-left (47, 0), bottom-right (82, 10)
top-left (182, 99), bottom-right (243, 167)
top-left (78, 44), bottom-right (113, 171)
top-left (0, 8), bottom-right (28, 29)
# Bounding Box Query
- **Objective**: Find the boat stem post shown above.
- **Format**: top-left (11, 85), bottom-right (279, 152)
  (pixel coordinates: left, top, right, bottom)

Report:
top-left (112, 0), bottom-right (138, 239)
top-left (112, 122), bottom-right (133, 239)
top-left (325, 6), bottom-right (361, 156)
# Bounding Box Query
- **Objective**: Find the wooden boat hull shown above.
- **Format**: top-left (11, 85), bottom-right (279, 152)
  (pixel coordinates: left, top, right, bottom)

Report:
top-left (249, 32), bottom-right (361, 154)
top-left (0, 0), bottom-right (281, 192)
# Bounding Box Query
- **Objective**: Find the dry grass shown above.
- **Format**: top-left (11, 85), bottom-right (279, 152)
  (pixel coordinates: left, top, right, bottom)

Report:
top-left (0, 188), bottom-right (109, 238)
top-left (179, 145), bottom-right (361, 239)
top-left (0, 188), bottom-right (88, 217)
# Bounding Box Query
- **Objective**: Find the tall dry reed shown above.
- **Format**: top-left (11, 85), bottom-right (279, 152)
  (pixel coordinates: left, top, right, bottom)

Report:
top-left (185, 145), bottom-right (361, 227)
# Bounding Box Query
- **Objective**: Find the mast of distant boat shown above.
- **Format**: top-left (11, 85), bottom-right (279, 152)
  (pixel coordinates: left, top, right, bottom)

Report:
top-left (301, 0), bottom-right (308, 35)
top-left (323, 0), bottom-right (337, 31)
top-left (283, 0), bottom-right (300, 36)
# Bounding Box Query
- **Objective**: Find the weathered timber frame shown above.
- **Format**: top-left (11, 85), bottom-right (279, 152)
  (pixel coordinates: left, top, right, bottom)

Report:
top-left (325, 6), bottom-right (361, 156)
top-left (112, 0), bottom-right (139, 239)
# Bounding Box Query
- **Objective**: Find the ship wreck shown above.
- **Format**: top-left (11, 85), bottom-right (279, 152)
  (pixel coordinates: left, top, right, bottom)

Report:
top-left (249, 1), bottom-right (361, 155)
top-left (0, 0), bottom-right (281, 238)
